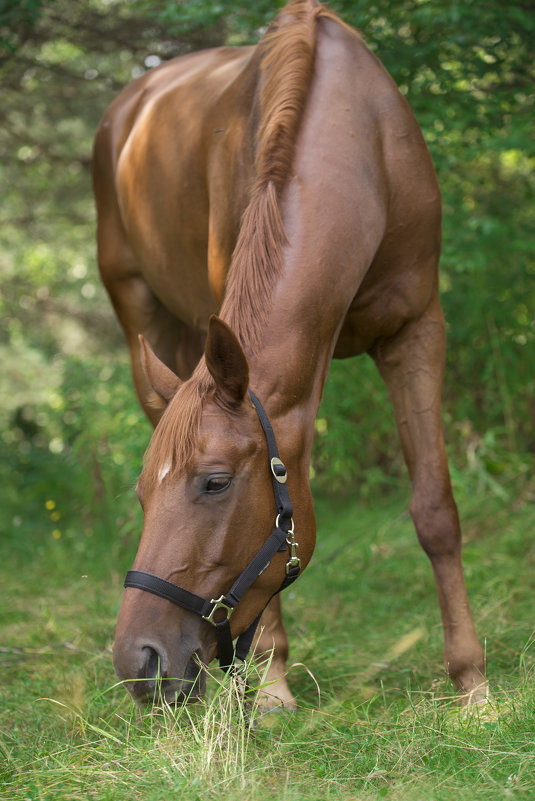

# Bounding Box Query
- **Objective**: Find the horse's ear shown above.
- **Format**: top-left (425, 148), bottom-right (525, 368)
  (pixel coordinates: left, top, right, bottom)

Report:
top-left (204, 316), bottom-right (249, 407)
top-left (139, 334), bottom-right (182, 408)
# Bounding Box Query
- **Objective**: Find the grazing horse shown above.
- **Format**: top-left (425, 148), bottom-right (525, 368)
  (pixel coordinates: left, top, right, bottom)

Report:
top-left (93, 0), bottom-right (487, 707)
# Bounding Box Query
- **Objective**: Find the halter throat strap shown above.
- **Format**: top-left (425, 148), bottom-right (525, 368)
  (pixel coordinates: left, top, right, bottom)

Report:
top-left (123, 389), bottom-right (301, 672)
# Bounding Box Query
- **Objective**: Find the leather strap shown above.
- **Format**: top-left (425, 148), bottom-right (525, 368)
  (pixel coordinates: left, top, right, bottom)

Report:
top-left (249, 389), bottom-right (293, 533)
top-left (124, 570), bottom-right (212, 617)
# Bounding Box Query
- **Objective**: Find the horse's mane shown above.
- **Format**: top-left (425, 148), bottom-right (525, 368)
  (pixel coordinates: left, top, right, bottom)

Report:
top-left (220, 0), bottom-right (320, 351)
top-left (143, 0), bottom-right (326, 483)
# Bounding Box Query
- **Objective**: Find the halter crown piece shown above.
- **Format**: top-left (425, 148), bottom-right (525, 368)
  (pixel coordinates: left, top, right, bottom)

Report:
top-left (123, 389), bottom-right (301, 673)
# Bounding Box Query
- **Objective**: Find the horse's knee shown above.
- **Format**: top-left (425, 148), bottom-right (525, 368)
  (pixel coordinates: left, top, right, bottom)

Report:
top-left (409, 486), bottom-right (461, 559)
top-left (255, 601), bottom-right (289, 662)
top-left (253, 601), bottom-right (296, 710)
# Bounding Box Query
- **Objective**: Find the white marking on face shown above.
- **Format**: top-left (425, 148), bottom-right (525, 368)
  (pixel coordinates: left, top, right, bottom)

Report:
top-left (158, 462), bottom-right (171, 484)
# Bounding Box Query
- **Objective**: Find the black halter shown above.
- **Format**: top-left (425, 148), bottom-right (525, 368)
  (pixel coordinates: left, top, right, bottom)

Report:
top-left (123, 390), bottom-right (301, 673)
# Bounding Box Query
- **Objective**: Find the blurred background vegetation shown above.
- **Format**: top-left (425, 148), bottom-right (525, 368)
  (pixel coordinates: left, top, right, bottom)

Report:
top-left (1, 0), bottom-right (533, 555)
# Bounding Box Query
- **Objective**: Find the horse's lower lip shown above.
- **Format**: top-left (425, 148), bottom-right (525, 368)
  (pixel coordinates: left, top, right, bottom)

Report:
top-left (146, 680), bottom-right (202, 705)
top-left (126, 676), bottom-right (205, 705)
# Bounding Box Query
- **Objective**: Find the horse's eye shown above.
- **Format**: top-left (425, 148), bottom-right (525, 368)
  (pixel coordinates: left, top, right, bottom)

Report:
top-left (205, 474), bottom-right (232, 494)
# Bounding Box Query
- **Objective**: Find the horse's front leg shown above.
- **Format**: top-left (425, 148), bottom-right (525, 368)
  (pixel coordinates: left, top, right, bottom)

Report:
top-left (252, 594), bottom-right (297, 710)
top-left (372, 294), bottom-right (487, 705)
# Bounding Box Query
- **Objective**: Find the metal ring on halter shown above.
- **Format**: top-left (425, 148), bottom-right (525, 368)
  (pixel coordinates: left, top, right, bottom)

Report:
top-left (232, 658), bottom-right (248, 676)
top-left (275, 514), bottom-right (294, 533)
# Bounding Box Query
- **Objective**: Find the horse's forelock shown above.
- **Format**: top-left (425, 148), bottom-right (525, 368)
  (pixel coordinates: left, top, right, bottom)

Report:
top-left (142, 365), bottom-right (213, 485)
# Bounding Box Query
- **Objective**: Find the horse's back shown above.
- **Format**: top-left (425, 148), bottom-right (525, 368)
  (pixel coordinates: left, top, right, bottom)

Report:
top-left (93, 45), bottom-right (256, 325)
top-left (94, 3), bottom-right (441, 345)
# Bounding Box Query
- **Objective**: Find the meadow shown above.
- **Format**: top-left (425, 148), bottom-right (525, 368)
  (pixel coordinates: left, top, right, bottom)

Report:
top-left (2, 461), bottom-right (534, 800)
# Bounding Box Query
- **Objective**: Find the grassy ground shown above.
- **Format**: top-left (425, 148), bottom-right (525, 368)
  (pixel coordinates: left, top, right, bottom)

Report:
top-left (1, 474), bottom-right (534, 800)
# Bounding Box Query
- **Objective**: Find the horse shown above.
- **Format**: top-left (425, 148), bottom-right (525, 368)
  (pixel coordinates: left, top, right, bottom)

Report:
top-left (93, 0), bottom-right (487, 708)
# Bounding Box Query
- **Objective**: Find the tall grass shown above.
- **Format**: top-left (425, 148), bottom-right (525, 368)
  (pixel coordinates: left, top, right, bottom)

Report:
top-left (4, 661), bottom-right (535, 800)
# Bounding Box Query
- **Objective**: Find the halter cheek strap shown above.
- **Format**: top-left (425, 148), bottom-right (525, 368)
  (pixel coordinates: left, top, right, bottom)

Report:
top-left (123, 389), bottom-right (301, 672)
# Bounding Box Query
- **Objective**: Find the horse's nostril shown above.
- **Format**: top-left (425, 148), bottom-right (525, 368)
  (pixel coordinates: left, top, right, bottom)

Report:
top-left (142, 646), bottom-right (164, 681)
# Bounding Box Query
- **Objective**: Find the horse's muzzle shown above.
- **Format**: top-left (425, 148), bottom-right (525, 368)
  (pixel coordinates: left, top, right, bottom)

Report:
top-left (113, 639), bottom-right (206, 705)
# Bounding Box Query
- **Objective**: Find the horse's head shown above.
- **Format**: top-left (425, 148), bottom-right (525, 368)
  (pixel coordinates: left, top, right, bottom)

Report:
top-left (113, 316), bottom-right (315, 704)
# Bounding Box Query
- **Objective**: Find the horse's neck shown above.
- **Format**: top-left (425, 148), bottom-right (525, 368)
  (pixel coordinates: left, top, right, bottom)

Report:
top-left (244, 193), bottom-right (349, 463)
top-left (245, 258), bottom-right (339, 466)
top-left (246, 72), bottom-right (365, 406)
top-left (248, 23), bottom-right (389, 434)
top-left (231, 19), bottom-right (389, 464)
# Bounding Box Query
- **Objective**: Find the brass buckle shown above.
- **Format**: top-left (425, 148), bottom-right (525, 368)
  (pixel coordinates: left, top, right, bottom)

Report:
top-left (202, 595), bottom-right (234, 626)
top-left (270, 457), bottom-right (288, 484)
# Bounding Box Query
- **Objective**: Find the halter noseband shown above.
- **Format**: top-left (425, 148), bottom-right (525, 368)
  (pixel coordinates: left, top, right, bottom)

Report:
top-left (123, 390), bottom-right (301, 673)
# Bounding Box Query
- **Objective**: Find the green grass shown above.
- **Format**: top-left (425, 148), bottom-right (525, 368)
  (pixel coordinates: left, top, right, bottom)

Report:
top-left (1, 477), bottom-right (535, 800)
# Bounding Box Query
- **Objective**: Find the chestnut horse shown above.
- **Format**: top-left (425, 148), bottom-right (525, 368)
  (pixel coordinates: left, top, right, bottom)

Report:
top-left (93, 0), bottom-right (487, 707)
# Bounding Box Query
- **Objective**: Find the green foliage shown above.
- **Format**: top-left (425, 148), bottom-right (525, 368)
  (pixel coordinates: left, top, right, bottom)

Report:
top-left (129, 0), bottom-right (286, 45)
top-left (311, 357), bottom-right (402, 496)
top-left (0, 349), bottom-right (149, 583)
top-left (0, 0), bottom-right (52, 60)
